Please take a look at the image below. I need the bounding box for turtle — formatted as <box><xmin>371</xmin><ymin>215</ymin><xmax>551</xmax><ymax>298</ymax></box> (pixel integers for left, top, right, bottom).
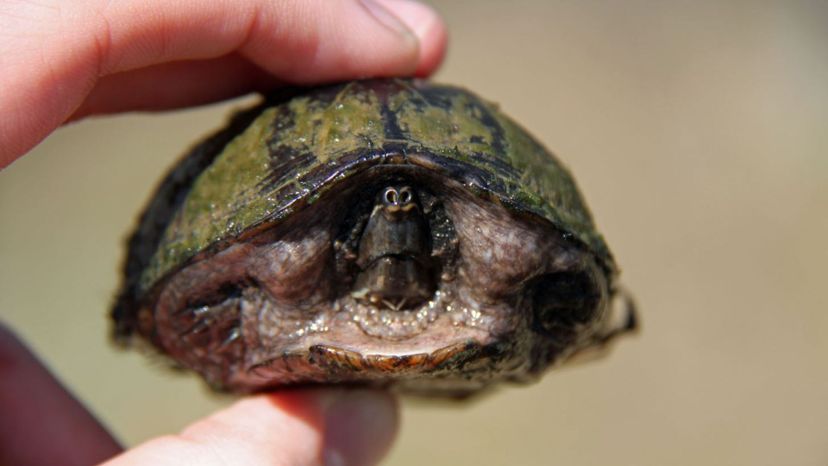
<box><xmin>112</xmin><ymin>79</ymin><xmax>636</xmax><ymax>397</ymax></box>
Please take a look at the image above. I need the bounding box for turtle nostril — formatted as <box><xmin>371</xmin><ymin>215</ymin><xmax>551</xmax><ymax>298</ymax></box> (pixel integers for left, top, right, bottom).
<box><xmin>399</xmin><ymin>187</ymin><xmax>413</xmax><ymax>205</ymax></box>
<box><xmin>384</xmin><ymin>187</ymin><xmax>399</xmax><ymax>205</ymax></box>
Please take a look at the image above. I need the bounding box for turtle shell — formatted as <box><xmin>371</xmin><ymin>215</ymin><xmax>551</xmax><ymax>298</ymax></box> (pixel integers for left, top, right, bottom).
<box><xmin>113</xmin><ymin>79</ymin><xmax>634</xmax><ymax>395</ymax></box>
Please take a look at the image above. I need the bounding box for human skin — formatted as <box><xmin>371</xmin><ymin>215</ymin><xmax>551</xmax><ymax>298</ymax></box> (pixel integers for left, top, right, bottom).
<box><xmin>0</xmin><ymin>1</ymin><xmax>447</xmax><ymax>464</ymax></box>
<box><xmin>0</xmin><ymin>0</ymin><xmax>447</xmax><ymax>167</ymax></box>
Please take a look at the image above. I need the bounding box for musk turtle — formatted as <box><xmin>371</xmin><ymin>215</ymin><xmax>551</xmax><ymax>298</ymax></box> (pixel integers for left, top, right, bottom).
<box><xmin>113</xmin><ymin>79</ymin><xmax>636</xmax><ymax>396</ymax></box>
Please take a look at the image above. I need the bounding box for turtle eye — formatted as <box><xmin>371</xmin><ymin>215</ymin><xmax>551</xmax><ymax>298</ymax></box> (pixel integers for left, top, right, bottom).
<box><xmin>531</xmin><ymin>272</ymin><xmax>601</xmax><ymax>341</ymax></box>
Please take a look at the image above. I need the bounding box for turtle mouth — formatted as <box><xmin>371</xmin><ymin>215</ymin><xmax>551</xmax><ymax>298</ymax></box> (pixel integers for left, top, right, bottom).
<box><xmin>230</xmin><ymin>333</ymin><xmax>524</xmax><ymax>392</ymax></box>
<box><xmin>254</xmin><ymin>339</ymin><xmax>488</xmax><ymax>377</ymax></box>
<box><xmin>307</xmin><ymin>340</ymin><xmax>482</xmax><ymax>371</ymax></box>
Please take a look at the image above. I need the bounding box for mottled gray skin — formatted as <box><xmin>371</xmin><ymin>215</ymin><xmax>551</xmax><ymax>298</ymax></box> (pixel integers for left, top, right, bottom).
<box><xmin>113</xmin><ymin>79</ymin><xmax>636</xmax><ymax>396</ymax></box>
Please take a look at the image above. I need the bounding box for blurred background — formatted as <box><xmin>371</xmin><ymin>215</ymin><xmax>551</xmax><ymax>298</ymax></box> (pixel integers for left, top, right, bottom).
<box><xmin>2</xmin><ymin>1</ymin><xmax>827</xmax><ymax>465</ymax></box>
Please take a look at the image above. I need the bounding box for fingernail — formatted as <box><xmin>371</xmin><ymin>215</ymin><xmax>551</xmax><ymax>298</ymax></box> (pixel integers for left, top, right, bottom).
<box><xmin>361</xmin><ymin>0</ymin><xmax>440</xmax><ymax>44</ymax></box>
<box><xmin>322</xmin><ymin>390</ymin><xmax>399</xmax><ymax>466</ymax></box>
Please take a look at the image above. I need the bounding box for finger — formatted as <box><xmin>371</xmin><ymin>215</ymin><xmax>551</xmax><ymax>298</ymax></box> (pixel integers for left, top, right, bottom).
<box><xmin>0</xmin><ymin>0</ymin><xmax>448</xmax><ymax>167</ymax></box>
<box><xmin>0</xmin><ymin>323</ymin><xmax>122</xmax><ymax>466</ymax></box>
<box><xmin>103</xmin><ymin>389</ymin><xmax>399</xmax><ymax>466</ymax></box>
<box><xmin>71</xmin><ymin>54</ymin><xmax>282</xmax><ymax>119</ymax></box>
<box><xmin>377</xmin><ymin>0</ymin><xmax>448</xmax><ymax>76</ymax></box>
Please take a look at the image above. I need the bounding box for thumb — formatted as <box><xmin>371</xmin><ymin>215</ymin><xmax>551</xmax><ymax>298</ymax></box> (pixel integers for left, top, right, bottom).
<box><xmin>103</xmin><ymin>389</ymin><xmax>399</xmax><ymax>466</ymax></box>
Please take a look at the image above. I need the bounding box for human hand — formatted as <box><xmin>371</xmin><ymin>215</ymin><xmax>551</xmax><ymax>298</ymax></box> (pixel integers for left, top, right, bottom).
<box><xmin>0</xmin><ymin>324</ymin><xmax>398</xmax><ymax>466</ymax></box>
<box><xmin>0</xmin><ymin>0</ymin><xmax>447</xmax><ymax>167</ymax></box>
<box><xmin>0</xmin><ymin>1</ymin><xmax>447</xmax><ymax>464</ymax></box>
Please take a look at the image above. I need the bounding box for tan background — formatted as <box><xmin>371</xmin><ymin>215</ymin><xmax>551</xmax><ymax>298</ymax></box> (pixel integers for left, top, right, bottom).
<box><xmin>2</xmin><ymin>1</ymin><xmax>827</xmax><ymax>465</ymax></box>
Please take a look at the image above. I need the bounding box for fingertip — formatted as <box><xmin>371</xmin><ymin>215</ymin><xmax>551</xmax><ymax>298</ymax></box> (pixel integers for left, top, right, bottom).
<box><xmin>415</xmin><ymin>8</ymin><xmax>449</xmax><ymax>77</ymax></box>
<box><xmin>322</xmin><ymin>390</ymin><xmax>400</xmax><ymax>466</ymax></box>
<box><xmin>232</xmin><ymin>389</ymin><xmax>400</xmax><ymax>466</ymax></box>
<box><xmin>374</xmin><ymin>0</ymin><xmax>448</xmax><ymax>77</ymax></box>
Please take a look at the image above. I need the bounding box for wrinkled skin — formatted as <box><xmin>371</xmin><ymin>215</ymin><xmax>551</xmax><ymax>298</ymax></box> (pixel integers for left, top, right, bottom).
<box><xmin>113</xmin><ymin>80</ymin><xmax>636</xmax><ymax>396</ymax></box>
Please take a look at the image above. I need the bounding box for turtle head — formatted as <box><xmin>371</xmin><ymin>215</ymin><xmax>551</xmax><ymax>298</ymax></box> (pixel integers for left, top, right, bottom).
<box><xmin>352</xmin><ymin>185</ymin><xmax>435</xmax><ymax>310</ymax></box>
